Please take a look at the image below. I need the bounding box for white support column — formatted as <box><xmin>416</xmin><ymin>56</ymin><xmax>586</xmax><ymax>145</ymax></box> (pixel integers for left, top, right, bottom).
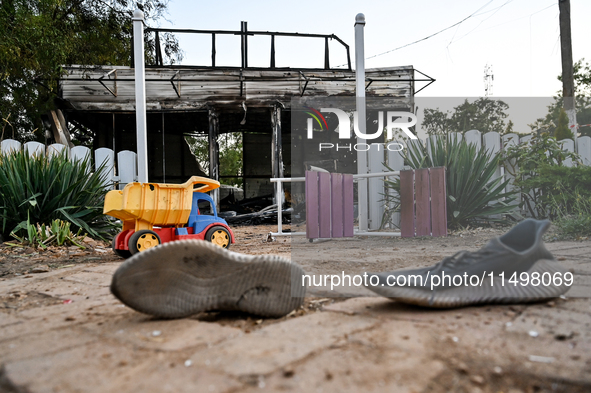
<box><xmin>271</xmin><ymin>105</ymin><xmax>284</xmax><ymax>205</ymax></box>
<box><xmin>133</xmin><ymin>9</ymin><xmax>148</xmax><ymax>183</ymax></box>
<box><xmin>208</xmin><ymin>110</ymin><xmax>220</xmax><ymax>208</ymax></box>
<box><xmin>368</xmin><ymin>143</ymin><xmax>384</xmax><ymax>230</ymax></box>
<box><xmin>355</xmin><ymin>13</ymin><xmax>368</xmax><ymax>232</ymax></box>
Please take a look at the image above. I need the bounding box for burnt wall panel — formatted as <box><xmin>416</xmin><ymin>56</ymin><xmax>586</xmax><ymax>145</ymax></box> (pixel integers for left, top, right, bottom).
<box><xmin>244</xmin><ymin>132</ymin><xmax>273</xmax><ymax>198</ymax></box>
<box><xmin>161</xmin><ymin>112</ymin><xmax>209</xmax><ymax>183</ymax></box>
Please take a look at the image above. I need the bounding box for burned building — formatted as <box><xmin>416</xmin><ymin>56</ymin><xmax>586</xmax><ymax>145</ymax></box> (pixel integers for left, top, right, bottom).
<box><xmin>57</xmin><ymin>24</ymin><xmax>432</xmax><ymax>202</ymax></box>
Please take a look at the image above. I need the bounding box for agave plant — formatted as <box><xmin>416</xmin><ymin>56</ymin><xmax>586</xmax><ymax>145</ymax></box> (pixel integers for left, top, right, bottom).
<box><xmin>384</xmin><ymin>135</ymin><xmax>518</xmax><ymax>229</ymax></box>
<box><xmin>0</xmin><ymin>149</ymin><xmax>119</xmax><ymax>240</ymax></box>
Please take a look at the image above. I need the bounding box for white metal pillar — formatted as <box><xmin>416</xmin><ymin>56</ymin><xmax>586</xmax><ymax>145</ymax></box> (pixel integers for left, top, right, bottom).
<box><xmin>133</xmin><ymin>9</ymin><xmax>149</xmax><ymax>182</ymax></box>
<box><xmin>208</xmin><ymin>109</ymin><xmax>220</xmax><ymax>208</ymax></box>
<box><xmin>271</xmin><ymin>104</ymin><xmax>284</xmax><ymax>205</ymax></box>
<box><xmin>355</xmin><ymin>13</ymin><xmax>368</xmax><ymax>232</ymax></box>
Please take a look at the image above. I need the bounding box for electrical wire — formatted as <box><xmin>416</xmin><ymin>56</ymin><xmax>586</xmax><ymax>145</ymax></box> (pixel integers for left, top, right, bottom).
<box><xmin>337</xmin><ymin>0</ymin><xmax>556</xmax><ymax>67</ymax></box>
<box><xmin>448</xmin><ymin>0</ymin><xmax>513</xmax><ymax>45</ymax></box>
<box><xmin>362</xmin><ymin>0</ymin><xmax>494</xmax><ymax>62</ymax></box>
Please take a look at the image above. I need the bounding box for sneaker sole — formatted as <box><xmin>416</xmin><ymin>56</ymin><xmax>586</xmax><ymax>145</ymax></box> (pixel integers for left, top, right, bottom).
<box><xmin>366</xmin><ymin>259</ymin><xmax>571</xmax><ymax>308</ymax></box>
<box><xmin>110</xmin><ymin>240</ymin><xmax>306</xmax><ymax>318</ymax></box>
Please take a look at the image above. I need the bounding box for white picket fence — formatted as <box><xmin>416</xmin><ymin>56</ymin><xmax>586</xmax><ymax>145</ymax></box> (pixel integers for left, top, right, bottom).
<box><xmin>367</xmin><ymin>131</ymin><xmax>591</xmax><ymax>230</ymax></box>
<box><xmin>0</xmin><ymin>139</ymin><xmax>138</xmax><ymax>190</ymax></box>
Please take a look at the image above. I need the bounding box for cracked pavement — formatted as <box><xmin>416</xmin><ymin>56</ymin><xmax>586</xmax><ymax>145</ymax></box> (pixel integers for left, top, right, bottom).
<box><xmin>1</xmin><ymin>226</ymin><xmax>590</xmax><ymax>393</ymax></box>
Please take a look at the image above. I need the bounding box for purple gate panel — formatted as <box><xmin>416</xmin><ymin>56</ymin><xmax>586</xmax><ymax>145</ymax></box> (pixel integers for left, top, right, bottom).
<box><xmin>400</xmin><ymin>170</ymin><xmax>415</xmax><ymax>238</ymax></box>
<box><xmin>305</xmin><ymin>171</ymin><xmax>319</xmax><ymax>239</ymax></box>
<box><xmin>430</xmin><ymin>167</ymin><xmax>447</xmax><ymax>237</ymax></box>
<box><xmin>330</xmin><ymin>173</ymin><xmax>344</xmax><ymax>238</ymax></box>
<box><xmin>415</xmin><ymin>168</ymin><xmax>431</xmax><ymax>236</ymax></box>
<box><xmin>343</xmin><ymin>174</ymin><xmax>354</xmax><ymax>237</ymax></box>
<box><xmin>318</xmin><ymin>172</ymin><xmax>332</xmax><ymax>238</ymax></box>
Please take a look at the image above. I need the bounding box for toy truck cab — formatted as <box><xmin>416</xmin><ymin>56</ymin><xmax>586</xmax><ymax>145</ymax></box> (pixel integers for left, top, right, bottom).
<box><xmin>181</xmin><ymin>191</ymin><xmax>234</xmax><ymax>248</ymax></box>
<box><xmin>105</xmin><ymin>176</ymin><xmax>235</xmax><ymax>257</ymax></box>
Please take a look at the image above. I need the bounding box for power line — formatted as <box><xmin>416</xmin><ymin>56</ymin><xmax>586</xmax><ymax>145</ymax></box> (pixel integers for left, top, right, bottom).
<box><xmin>337</xmin><ymin>1</ymin><xmax>557</xmax><ymax>68</ymax></box>
<box><xmin>361</xmin><ymin>0</ymin><xmax>494</xmax><ymax>62</ymax></box>
<box><xmin>448</xmin><ymin>0</ymin><xmax>513</xmax><ymax>46</ymax></box>
<box><xmin>475</xmin><ymin>3</ymin><xmax>554</xmax><ymax>35</ymax></box>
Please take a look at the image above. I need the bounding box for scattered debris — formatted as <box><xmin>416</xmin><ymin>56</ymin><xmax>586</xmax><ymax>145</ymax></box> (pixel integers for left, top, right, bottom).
<box><xmin>31</xmin><ymin>265</ymin><xmax>50</xmax><ymax>273</ymax></box>
<box><xmin>528</xmin><ymin>355</ymin><xmax>555</xmax><ymax>364</ymax></box>
<box><xmin>553</xmin><ymin>330</ymin><xmax>574</xmax><ymax>341</ymax></box>
<box><xmin>282</xmin><ymin>366</ymin><xmax>295</xmax><ymax>378</ymax></box>
<box><xmin>0</xmin><ymin>238</ymin><xmax>113</xmax><ymax>278</ymax></box>
<box><xmin>456</xmin><ymin>361</ymin><xmax>469</xmax><ymax>374</ymax></box>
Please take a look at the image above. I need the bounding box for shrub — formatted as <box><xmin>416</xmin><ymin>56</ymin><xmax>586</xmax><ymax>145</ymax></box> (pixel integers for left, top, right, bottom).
<box><xmin>502</xmin><ymin>133</ymin><xmax>581</xmax><ymax>219</ymax></box>
<box><xmin>0</xmin><ymin>149</ymin><xmax>118</xmax><ymax>240</ymax></box>
<box><xmin>383</xmin><ymin>135</ymin><xmax>518</xmax><ymax>229</ymax></box>
<box><xmin>549</xmin><ymin>182</ymin><xmax>591</xmax><ymax>239</ymax></box>
<box><xmin>554</xmin><ymin>214</ymin><xmax>591</xmax><ymax>239</ymax></box>
<box><xmin>522</xmin><ymin>165</ymin><xmax>591</xmax><ymax>219</ymax></box>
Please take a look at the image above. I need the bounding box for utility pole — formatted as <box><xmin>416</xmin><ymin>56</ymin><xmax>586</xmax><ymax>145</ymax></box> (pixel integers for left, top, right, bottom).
<box><xmin>559</xmin><ymin>0</ymin><xmax>577</xmax><ymax>151</ymax></box>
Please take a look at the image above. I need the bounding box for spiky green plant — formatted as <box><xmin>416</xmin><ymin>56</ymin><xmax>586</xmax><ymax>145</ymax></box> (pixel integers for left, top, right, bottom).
<box><xmin>0</xmin><ymin>149</ymin><xmax>118</xmax><ymax>240</ymax></box>
<box><xmin>383</xmin><ymin>135</ymin><xmax>518</xmax><ymax>229</ymax></box>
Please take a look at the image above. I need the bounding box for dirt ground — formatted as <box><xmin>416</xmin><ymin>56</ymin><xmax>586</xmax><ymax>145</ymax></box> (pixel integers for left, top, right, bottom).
<box><xmin>0</xmin><ymin>225</ymin><xmax>292</xmax><ymax>279</ymax></box>
<box><xmin>1</xmin><ymin>224</ymin><xmax>590</xmax><ymax>393</ymax></box>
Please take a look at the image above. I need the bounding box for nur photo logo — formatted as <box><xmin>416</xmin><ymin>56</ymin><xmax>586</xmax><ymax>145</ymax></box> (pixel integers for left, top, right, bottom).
<box><xmin>303</xmin><ymin>106</ymin><xmax>418</xmax><ymax>152</ymax></box>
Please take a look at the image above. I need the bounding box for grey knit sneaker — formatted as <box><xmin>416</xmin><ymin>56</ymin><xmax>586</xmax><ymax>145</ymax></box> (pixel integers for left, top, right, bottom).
<box><xmin>111</xmin><ymin>240</ymin><xmax>306</xmax><ymax>318</ymax></box>
<box><xmin>365</xmin><ymin>219</ymin><xmax>571</xmax><ymax>307</ymax></box>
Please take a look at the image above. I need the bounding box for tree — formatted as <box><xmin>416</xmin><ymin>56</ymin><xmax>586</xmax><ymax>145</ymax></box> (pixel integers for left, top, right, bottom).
<box><xmin>530</xmin><ymin>59</ymin><xmax>591</xmax><ymax>138</ymax></box>
<box><xmin>219</xmin><ymin>132</ymin><xmax>243</xmax><ymax>188</ymax></box>
<box><xmin>422</xmin><ymin>98</ymin><xmax>510</xmax><ymax>136</ymax></box>
<box><xmin>0</xmin><ymin>0</ymin><xmax>181</xmax><ymax>142</ymax></box>
<box><xmin>185</xmin><ymin>132</ymin><xmax>244</xmax><ymax>189</ymax></box>
<box><xmin>559</xmin><ymin>58</ymin><xmax>591</xmax><ymax>97</ymax></box>
<box><xmin>554</xmin><ymin>109</ymin><xmax>574</xmax><ymax>141</ymax></box>
<box><xmin>421</xmin><ymin>108</ymin><xmax>450</xmax><ymax>136</ymax></box>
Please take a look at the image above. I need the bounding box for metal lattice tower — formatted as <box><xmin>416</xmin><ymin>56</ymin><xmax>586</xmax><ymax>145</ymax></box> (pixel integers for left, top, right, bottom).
<box><xmin>484</xmin><ymin>63</ymin><xmax>494</xmax><ymax>97</ymax></box>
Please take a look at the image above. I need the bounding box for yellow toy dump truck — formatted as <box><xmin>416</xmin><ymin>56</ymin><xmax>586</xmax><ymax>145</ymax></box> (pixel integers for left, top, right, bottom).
<box><xmin>104</xmin><ymin>176</ymin><xmax>235</xmax><ymax>257</ymax></box>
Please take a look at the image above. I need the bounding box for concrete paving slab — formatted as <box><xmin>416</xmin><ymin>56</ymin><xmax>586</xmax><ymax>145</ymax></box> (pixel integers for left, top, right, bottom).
<box><xmin>2</xmin><ymin>340</ymin><xmax>150</xmax><ymax>393</ymax></box>
<box><xmin>191</xmin><ymin>311</ymin><xmax>378</xmax><ymax>377</ymax></box>
<box><xmin>1</xmin><ymin>325</ymin><xmax>98</xmax><ymax>363</ymax></box>
<box><xmin>80</xmin><ymin>313</ymin><xmax>242</xmax><ymax>351</ymax></box>
<box><xmin>103</xmin><ymin>355</ymin><xmax>242</xmax><ymax>393</ymax></box>
<box><xmin>2</xmin><ymin>228</ymin><xmax>591</xmax><ymax>393</ymax></box>
<box><xmin>238</xmin><ymin>337</ymin><xmax>446</xmax><ymax>393</ymax></box>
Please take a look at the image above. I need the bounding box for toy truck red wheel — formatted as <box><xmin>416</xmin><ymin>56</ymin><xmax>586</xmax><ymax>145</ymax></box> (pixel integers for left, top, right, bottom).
<box><xmin>205</xmin><ymin>226</ymin><xmax>231</xmax><ymax>248</ymax></box>
<box><xmin>129</xmin><ymin>230</ymin><xmax>161</xmax><ymax>255</ymax></box>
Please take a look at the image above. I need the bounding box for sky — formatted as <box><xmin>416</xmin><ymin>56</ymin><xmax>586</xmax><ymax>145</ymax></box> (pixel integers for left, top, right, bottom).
<box><xmin>156</xmin><ymin>0</ymin><xmax>591</xmax><ymax>98</ymax></box>
<box><xmin>153</xmin><ymin>0</ymin><xmax>591</xmax><ymax>133</ymax></box>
